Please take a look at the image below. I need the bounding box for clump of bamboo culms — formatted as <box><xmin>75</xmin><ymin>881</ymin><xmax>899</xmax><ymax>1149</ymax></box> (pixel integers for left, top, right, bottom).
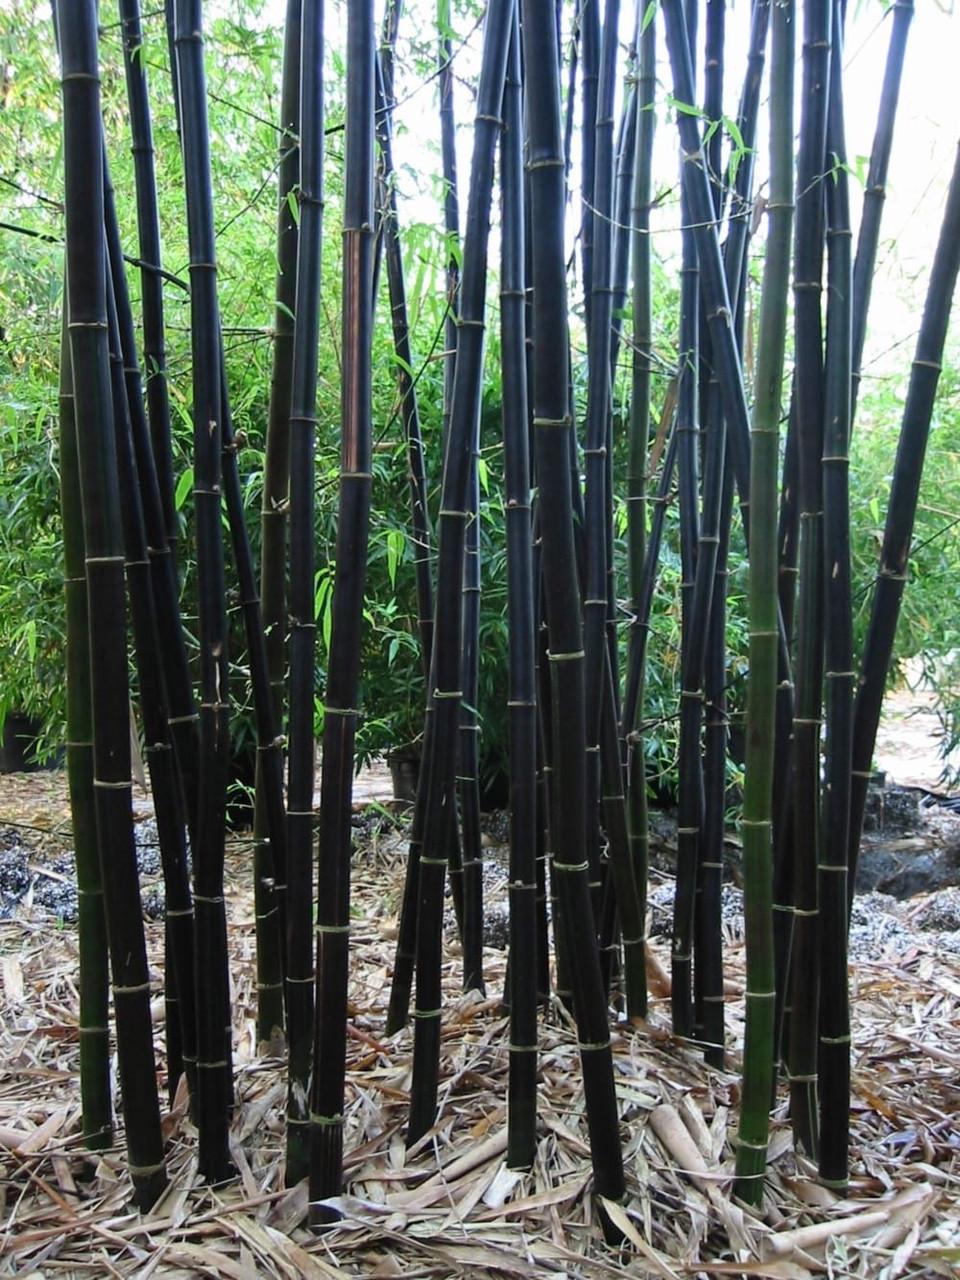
<box><xmin>850</xmin><ymin>0</ymin><xmax>913</xmax><ymax>421</ymax></box>
<box><xmin>284</xmin><ymin>0</ymin><xmax>323</xmax><ymax>1189</ymax></box>
<box><xmin>57</xmin><ymin>0</ymin><xmax>166</xmax><ymax>1208</ymax></box>
<box><xmin>310</xmin><ymin>0</ymin><xmax>374</xmax><ymax>1216</ymax></box>
<box><xmin>817</xmin><ymin>5</ymin><xmax>853</xmax><ymax>1189</ymax></box>
<box><xmin>173</xmin><ymin>0</ymin><xmax>234</xmax><ymax>1182</ymax></box>
<box><xmin>406</xmin><ymin>0</ymin><xmax>513</xmax><ymax>1148</ymax></box>
<box><xmin>103</xmin><ymin>162</ymin><xmax>198</xmax><ymax>1105</ymax></box>
<box><xmin>58</xmin><ymin>308</ymin><xmax>112</xmax><ymax>1151</ymax></box>
<box><xmin>733</xmin><ymin>0</ymin><xmax>794</xmax><ymax>1207</ymax></box>
<box><xmin>254</xmin><ymin>0</ymin><xmax>302</xmax><ymax>1054</ymax></box>
<box><xmin>499</xmin><ymin>13</ymin><xmax>538</xmax><ymax>1169</ymax></box>
<box><xmin>522</xmin><ymin>0</ymin><xmax>626</xmax><ymax>1216</ymax></box>
<box><xmin>847</xmin><ymin>145</ymin><xmax>960</xmax><ymax>904</ymax></box>
<box><xmin>787</xmin><ymin>0</ymin><xmax>832</xmax><ymax>1162</ymax></box>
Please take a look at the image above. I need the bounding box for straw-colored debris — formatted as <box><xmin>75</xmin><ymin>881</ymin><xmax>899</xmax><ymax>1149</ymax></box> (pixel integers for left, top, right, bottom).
<box><xmin>1</xmin><ymin>776</ymin><xmax>958</xmax><ymax>1277</ymax></box>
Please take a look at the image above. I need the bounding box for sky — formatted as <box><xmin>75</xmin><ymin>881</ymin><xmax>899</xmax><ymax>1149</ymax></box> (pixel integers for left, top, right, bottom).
<box><xmin>259</xmin><ymin>0</ymin><xmax>959</xmax><ymax>385</ymax></box>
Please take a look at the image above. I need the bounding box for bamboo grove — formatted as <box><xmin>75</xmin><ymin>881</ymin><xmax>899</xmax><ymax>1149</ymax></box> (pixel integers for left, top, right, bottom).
<box><xmin>49</xmin><ymin>0</ymin><xmax>959</xmax><ymax>1229</ymax></box>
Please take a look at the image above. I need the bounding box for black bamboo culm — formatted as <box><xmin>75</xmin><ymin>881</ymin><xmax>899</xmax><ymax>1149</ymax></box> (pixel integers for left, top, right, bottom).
<box><xmin>787</xmin><ymin>0</ymin><xmax>832</xmax><ymax>1162</ymax></box>
<box><xmin>309</xmin><ymin>0</ymin><xmax>375</xmax><ymax>1218</ymax></box>
<box><xmin>117</xmin><ymin>0</ymin><xmax>178</xmax><ymax>554</ymax></box>
<box><xmin>850</xmin><ymin>0</ymin><xmax>913</xmax><ymax>422</ymax></box>
<box><xmin>499</xmin><ymin>11</ymin><xmax>537</xmax><ymax>1169</ymax></box>
<box><xmin>254</xmin><ymin>0</ymin><xmax>302</xmax><ymax>1053</ymax></box>
<box><xmin>58</xmin><ymin>305</ymin><xmax>112</xmax><ymax>1150</ymax></box>
<box><xmin>174</xmin><ymin>0</ymin><xmax>234</xmax><ymax>1183</ymax></box>
<box><xmin>121</xmin><ymin>0</ymin><xmax>202</xmax><ymax>841</ymax></box>
<box><xmin>670</xmin><ymin>0</ymin><xmax>702</xmax><ymax>1042</ymax></box>
<box><xmin>57</xmin><ymin>0</ymin><xmax>167</xmax><ymax>1209</ymax></box>
<box><xmin>103</xmin><ymin>160</ymin><xmax>198</xmax><ymax>1106</ymax></box>
<box><xmin>624</xmin><ymin>5</ymin><xmax>656</xmax><ymax>999</ymax></box>
<box><xmin>733</xmin><ymin>0</ymin><xmax>794</xmax><ymax>1207</ymax></box>
<box><xmin>407</xmin><ymin>0</ymin><xmax>513</xmax><ymax>1147</ymax></box>
<box><xmin>847</xmin><ymin>144</ymin><xmax>960</xmax><ymax>906</ymax></box>
<box><xmin>583</xmin><ymin>0</ymin><xmax>625</xmax><ymax>995</ymax></box>
<box><xmin>285</xmin><ymin>0</ymin><xmax>324</xmax><ymax>1189</ymax></box>
<box><xmin>374</xmin><ymin>51</ymin><xmax>434</xmax><ymax>679</ymax></box>
<box><xmin>563</xmin><ymin>0</ymin><xmax>580</xmax><ymax>188</ymax></box>
<box><xmin>521</xmin><ymin>0</ymin><xmax>626</xmax><ymax>1218</ymax></box>
<box><xmin>818</xmin><ymin>4</ymin><xmax>853</xmax><ymax>1188</ymax></box>
<box><xmin>437</xmin><ymin>0</ymin><xmax>469</xmax><ymax>949</ymax></box>
<box><xmin>579</xmin><ymin>0</ymin><xmax>600</xmax><ymax>334</ymax></box>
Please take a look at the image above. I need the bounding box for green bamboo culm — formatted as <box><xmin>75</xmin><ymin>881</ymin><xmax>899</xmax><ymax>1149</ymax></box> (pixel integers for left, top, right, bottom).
<box><xmin>405</xmin><ymin>0</ymin><xmax>513</xmax><ymax>1148</ymax></box>
<box><xmin>253</xmin><ymin>0</ymin><xmax>302</xmax><ymax>1055</ymax></box>
<box><xmin>847</xmin><ymin>144</ymin><xmax>960</xmax><ymax>907</ymax></box>
<box><xmin>818</xmin><ymin>2</ymin><xmax>853</xmax><ymax>1189</ymax></box>
<box><xmin>734</xmin><ymin>0</ymin><xmax>794</xmax><ymax>1207</ymax></box>
<box><xmin>58</xmin><ymin>303</ymin><xmax>113</xmax><ymax>1151</ymax></box>
<box><xmin>309</xmin><ymin>0</ymin><xmax>374</xmax><ymax>1218</ymax></box>
<box><xmin>499</xmin><ymin>9</ymin><xmax>538</xmax><ymax>1170</ymax></box>
<box><xmin>173</xmin><ymin>0</ymin><xmax>234</xmax><ymax>1183</ymax></box>
<box><xmin>521</xmin><ymin>0</ymin><xmax>626</xmax><ymax>1222</ymax></box>
<box><xmin>57</xmin><ymin>0</ymin><xmax>167</xmax><ymax>1209</ymax></box>
<box><xmin>787</xmin><ymin>0</ymin><xmax>832</xmax><ymax>1162</ymax></box>
<box><xmin>284</xmin><ymin>0</ymin><xmax>324</xmax><ymax>1189</ymax></box>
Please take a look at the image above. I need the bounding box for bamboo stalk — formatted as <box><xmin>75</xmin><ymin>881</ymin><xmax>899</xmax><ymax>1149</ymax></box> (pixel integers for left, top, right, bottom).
<box><xmin>406</xmin><ymin>0</ymin><xmax>513</xmax><ymax>1147</ymax></box>
<box><xmin>499</xmin><ymin>13</ymin><xmax>538</xmax><ymax>1168</ymax></box>
<box><xmin>173</xmin><ymin>0</ymin><xmax>234</xmax><ymax>1183</ymax></box>
<box><xmin>253</xmin><ymin>0</ymin><xmax>302</xmax><ymax>1053</ymax></box>
<box><xmin>625</xmin><ymin>6</ymin><xmax>656</xmax><ymax>999</ymax></box>
<box><xmin>57</xmin><ymin>0</ymin><xmax>166</xmax><ymax>1209</ymax></box>
<box><xmin>787</xmin><ymin>0</ymin><xmax>832</xmax><ymax>1162</ymax></box>
<box><xmin>58</xmin><ymin>302</ymin><xmax>112</xmax><ymax>1151</ymax></box>
<box><xmin>818</xmin><ymin>4</ymin><xmax>853</xmax><ymax>1188</ymax></box>
<box><xmin>847</xmin><ymin>144</ymin><xmax>960</xmax><ymax>908</ymax></box>
<box><xmin>671</xmin><ymin>0</ymin><xmax>701</xmax><ymax>1042</ymax></box>
<box><xmin>103</xmin><ymin>161</ymin><xmax>198</xmax><ymax>1107</ymax></box>
<box><xmin>850</xmin><ymin>0</ymin><xmax>913</xmax><ymax>422</ymax></box>
<box><xmin>733</xmin><ymin>0</ymin><xmax>794</xmax><ymax>1207</ymax></box>
<box><xmin>309</xmin><ymin>0</ymin><xmax>375</xmax><ymax>1216</ymax></box>
<box><xmin>284</xmin><ymin>0</ymin><xmax>324</xmax><ymax>1189</ymax></box>
<box><xmin>521</xmin><ymin>0</ymin><xmax>626</xmax><ymax>1216</ymax></box>
<box><xmin>117</xmin><ymin>0</ymin><xmax>177</xmax><ymax>555</ymax></box>
<box><xmin>580</xmin><ymin>0</ymin><xmax>600</xmax><ymax>332</ymax></box>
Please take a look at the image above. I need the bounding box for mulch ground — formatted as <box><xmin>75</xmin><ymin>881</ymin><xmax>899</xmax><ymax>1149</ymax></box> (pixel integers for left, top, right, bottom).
<box><xmin>0</xmin><ymin>772</ymin><xmax>958</xmax><ymax>1278</ymax></box>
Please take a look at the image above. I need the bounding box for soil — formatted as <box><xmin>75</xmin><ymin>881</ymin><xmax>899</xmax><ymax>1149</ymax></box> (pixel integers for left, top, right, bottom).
<box><xmin>1</xmin><ymin>706</ymin><xmax>959</xmax><ymax>1276</ymax></box>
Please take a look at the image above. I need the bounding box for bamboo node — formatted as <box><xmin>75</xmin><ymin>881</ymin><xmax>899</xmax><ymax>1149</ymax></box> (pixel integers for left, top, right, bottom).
<box><xmin>577</xmin><ymin>1039</ymin><xmax>612</xmax><ymax>1052</ymax></box>
<box><xmin>112</xmin><ymin>981</ymin><xmax>151</xmax><ymax>994</ymax></box>
<box><xmin>196</xmin><ymin>1060</ymin><xmax>230</xmax><ymax>1070</ymax></box>
<box><xmin>309</xmin><ymin>1113</ymin><xmax>343</xmax><ymax>1126</ymax></box>
<box><xmin>92</xmin><ymin>779</ymin><xmax>132</xmax><ymax>790</ymax></box>
<box><xmin>545</xmin><ymin>649</ymin><xmax>584</xmax><ymax>663</ymax></box>
<box><xmin>316</xmin><ymin>924</ymin><xmax>351</xmax><ymax>935</ymax></box>
<box><xmin>820</xmin><ymin>1034</ymin><xmax>851</xmax><ymax>1046</ymax></box>
<box><xmin>432</xmin><ymin>689</ymin><xmax>462</xmax><ymax>699</ymax></box>
<box><xmin>128</xmin><ymin>1161</ymin><xmax>166</xmax><ymax>1176</ymax></box>
<box><xmin>744</xmin><ymin>990</ymin><xmax>776</xmax><ymax>1001</ymax></box>
<box><xmin>508</xmin><ymin>1043</ymin><xmax>538</xmax><ymax>1053</ymax></box>
<box><xmin>554</xmin><ymin>860</ymin><xmax>589</xmax><ymax>874</ymax></box>
<box><xmin>324</xmin><ymin>705</ymin><xmax>360</xmax><ymax>716</ymax></box>
<box><xmin>532</xmin><ymin>416</ymin><xmax>572</xmax><ymax>429</ymax></box>
<box><xmin>411</xmin><ymin>1008</ymin><xmax>442</xmax><ymax>1019</ymax></box>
